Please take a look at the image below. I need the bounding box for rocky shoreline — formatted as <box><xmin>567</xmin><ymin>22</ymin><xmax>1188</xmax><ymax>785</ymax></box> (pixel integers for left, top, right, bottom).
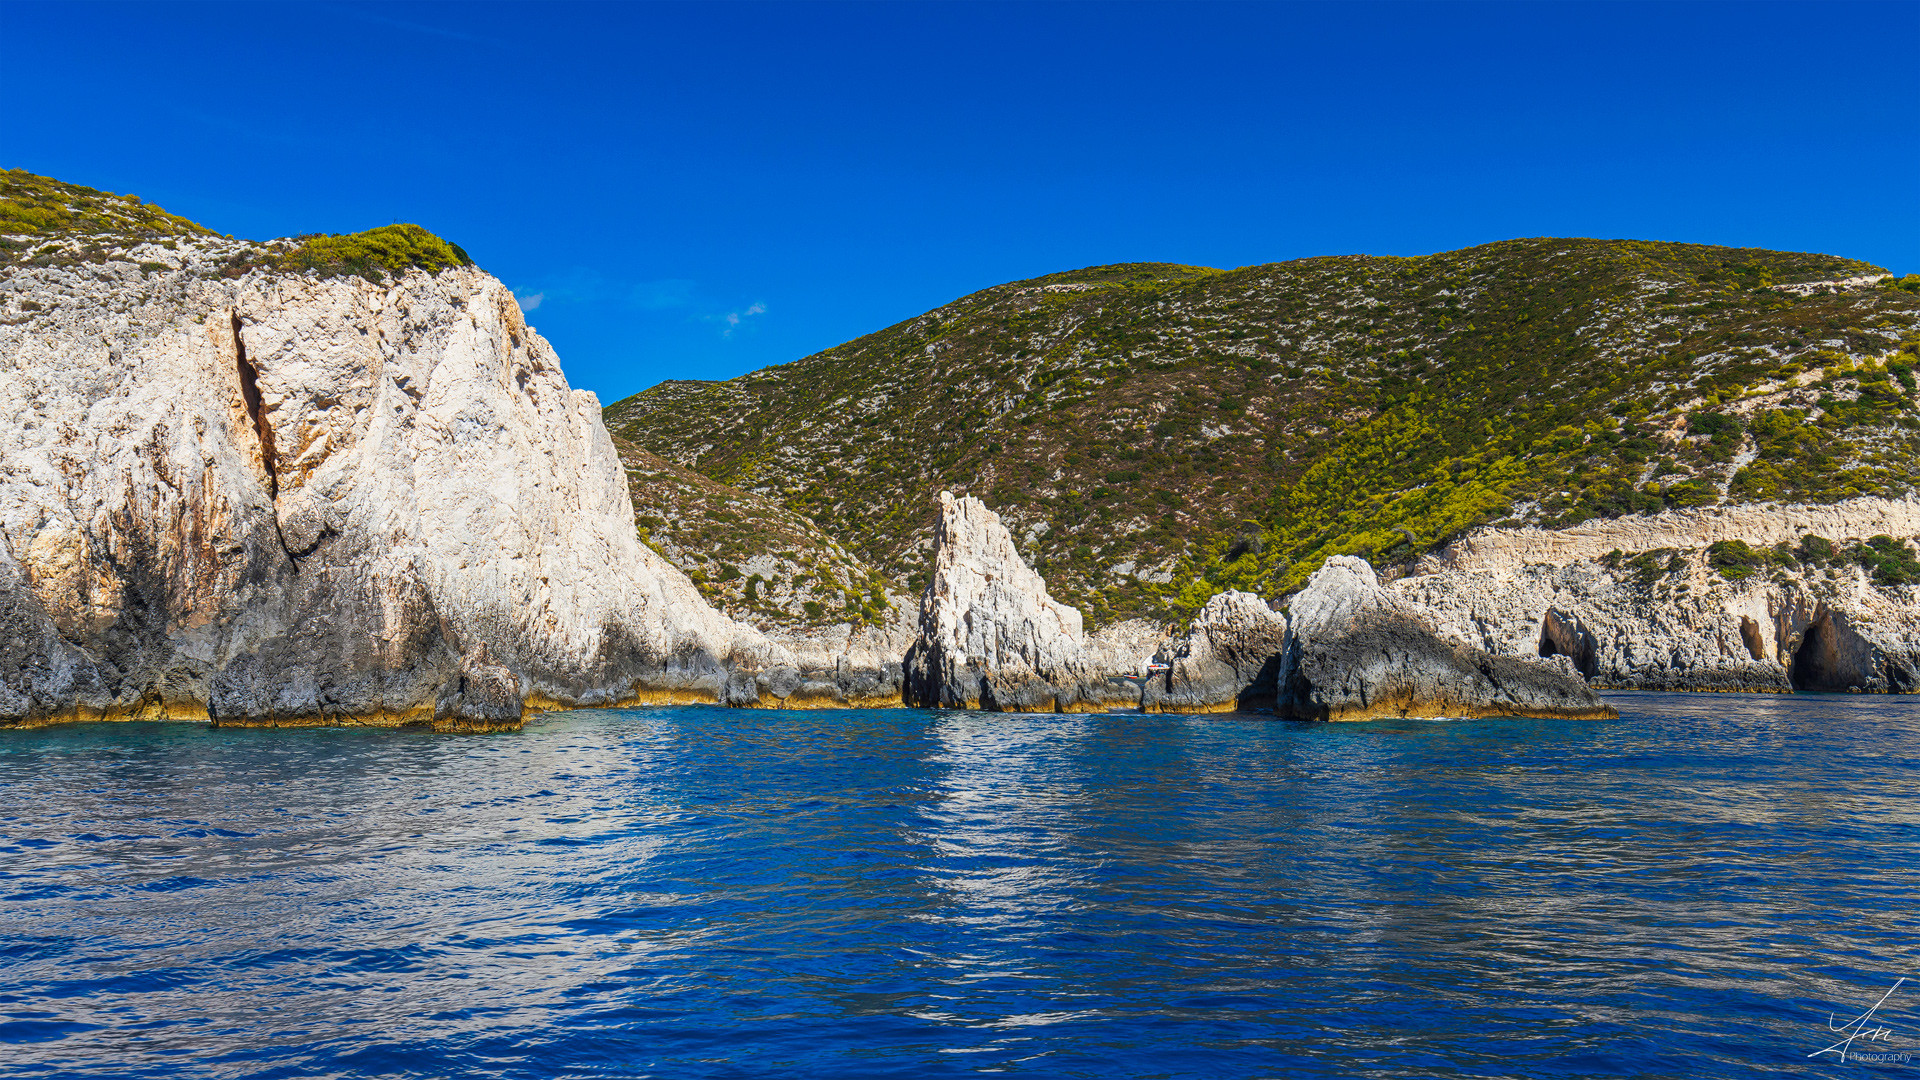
<box><xmin>3</xmin><ymin>237</ymin><xmax>1915</xmax><ymax>730</ymax></box>
<box><xmin>1393</xmin><ymin>499</ymin><xmax>1920</xmax><ymax>695</ymax></box>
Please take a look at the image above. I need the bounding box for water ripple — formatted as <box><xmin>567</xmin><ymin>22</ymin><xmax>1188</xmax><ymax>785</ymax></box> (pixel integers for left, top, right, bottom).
<box><xmin>1</xmin><ymin>693</ymin><xmax>1916</xmax><ymax>1077</ymax></box>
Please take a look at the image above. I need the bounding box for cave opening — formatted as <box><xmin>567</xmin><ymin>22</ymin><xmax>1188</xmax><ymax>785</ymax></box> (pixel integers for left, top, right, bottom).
<box><xmin>1537</xmin><ymin>608</ymin><xmax>1598</xmax><ymax>679</ymax></box>
<box><xmin>1790</xmin><ymin>615</ymin><xmax>1854</xmax><ymax>692</ymax></box>
<box><xmin>1738</xmin><ymin>616</ymin><xmax>1767</xmax><ymax>662</ymax></box>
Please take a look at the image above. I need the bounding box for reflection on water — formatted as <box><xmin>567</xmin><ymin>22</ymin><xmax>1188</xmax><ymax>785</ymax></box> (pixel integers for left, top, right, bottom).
<box><xmin>2</xmin><ymin>693</ymin><xmax>1916</xmax><ymax>1078</ymax></box>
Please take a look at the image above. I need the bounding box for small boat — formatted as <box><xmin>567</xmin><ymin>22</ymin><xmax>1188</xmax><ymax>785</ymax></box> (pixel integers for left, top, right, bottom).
<box><xmin>1106</xmin><ymin>662</ymin><xmax>1171</xmax><ymax>688</ymax></box>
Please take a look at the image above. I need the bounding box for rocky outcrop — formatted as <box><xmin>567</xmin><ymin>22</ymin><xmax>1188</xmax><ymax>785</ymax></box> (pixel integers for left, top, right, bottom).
<box><xmin>1417</xmin><ymin>497</ymin><xmax>1920</xmax><ymax>574</ymax></box>
<box><xmin>1394</xmin><ymin>500</ymin><xmax>1920</xmax><ymax>693</ymax></box>
<box><xmin>902</xmin><ymin>492</ymin><xmax>1140</xmax><ymax>711</ymax></box>
<box><xmin>0</xmin><ymin>236</ymin><xmax>792</xmax><ymax>729</ymax></box>
<box><xmin>1143</xmin><ymin>591</ymin><xmax>1288</xmax><ymax>713</ymax></box>
<box><xmin>1277</xmin><ymin>557</ymin><xmax>1616</xmax><ymax>721</ymax></box>
<box><xmin>746</xmin><ymin>614</ymin><xmax>913</xmax><ymax>709</ymax></box>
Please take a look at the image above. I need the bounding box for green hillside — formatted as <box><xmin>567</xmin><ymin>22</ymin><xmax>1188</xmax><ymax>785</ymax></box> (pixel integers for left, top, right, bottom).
<box><xmin>609</xmin><ymin>238</ymin><xmax>1920</xmax><ymax>627</ymax></box>
<box><xmin>614</xmin><ymin>437</ymin><xmax>893</xmax><ymax>631</ymax></box>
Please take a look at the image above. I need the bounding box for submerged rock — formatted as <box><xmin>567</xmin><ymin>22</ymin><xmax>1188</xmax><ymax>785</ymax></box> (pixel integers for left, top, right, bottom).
<box><xmin>1278</xmin><ymin>557</ymin><xmax>1616</xmax><ymax>721</ymax></box>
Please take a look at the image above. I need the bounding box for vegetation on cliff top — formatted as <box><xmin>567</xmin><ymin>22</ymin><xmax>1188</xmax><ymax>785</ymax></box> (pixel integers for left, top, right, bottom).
<box><xmin>273</xmin><ymin>225</ymin><xmax>473</xmax><ymax>282</ymax></box>
<box><xmin>0</xmin><ymin>169</ymin><xmax>215</xmax><ymax>239</ymax></box>
<box><xmin>1</xmin><ymin>171</ymin><xmax>473</xmax><ymax>282</ymax></box>
<box><xmin>608</xmin><ymin>239</ymin><xmax>1920</xmax><ymax>627</ymax></box>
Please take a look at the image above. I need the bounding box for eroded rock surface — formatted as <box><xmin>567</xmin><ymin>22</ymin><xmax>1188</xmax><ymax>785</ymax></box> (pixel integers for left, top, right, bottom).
<box><xmin>0</xmin><ymin>240</ymin><xmax>783</xmax><ymax>728</ymax></box>
<box><xmin>903</xmin><ymin>492</ymin><xmax>1138</xmax><ymax>711</ymax></box>
<box><xmin>1395</xmin><ymin>501</ymin><xmax>1920</xmax><ymax>693</ymax></box>
<box><xmin>1419</xmin><ymin>498</ymin><xmax>1920</xmax><ymax>574</ymax></box>
<box><xmin>1144</xmin><ymin>591</ymin><xmax>1288</xmax><ymax>713</ymax></box>
<box><xmin>1277</xmin><ymin>557</ymin><xmax>1616</xmax><ymax>721</ymax></box>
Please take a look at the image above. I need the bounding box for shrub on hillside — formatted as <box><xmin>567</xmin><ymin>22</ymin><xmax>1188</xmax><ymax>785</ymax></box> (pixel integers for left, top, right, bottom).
<box><xmin>1706</xmin><ymin>539</ymin><xmax>1769</xmax><ymax>580</ymax></box>
<box><xmin>278</xmin><ymin>224</ymin><xmax>472</xmax><ymax>282</ymax></box>
<box><xmin>1854</xmin><ymin>535</ymin><xmax>1920</xmax><ymax>586</ymax></box>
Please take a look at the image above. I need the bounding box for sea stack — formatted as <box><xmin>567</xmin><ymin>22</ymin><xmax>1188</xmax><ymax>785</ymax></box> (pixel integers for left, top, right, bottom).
<box><xmin>902</xmin><ymin>491</ymin><xmax>1129</xmax><ymax>711</ymax></box>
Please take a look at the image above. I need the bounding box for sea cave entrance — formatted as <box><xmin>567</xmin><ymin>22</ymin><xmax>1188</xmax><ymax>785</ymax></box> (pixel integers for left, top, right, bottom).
<box><xmin>1789</xmin><ymin>612</ymin><xmax>1865</xmax><ymax>692</ymax></box>
<box><xmin>1537</xmin><ymin>608</ymin><xmax>1598</xmax><ymax>680</ymax></box>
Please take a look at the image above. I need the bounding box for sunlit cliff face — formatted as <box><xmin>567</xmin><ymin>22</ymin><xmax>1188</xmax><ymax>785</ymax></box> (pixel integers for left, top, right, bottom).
<box><xmin>0</xmin><ymin>243</ymin><xmax>768</xmax><ymax>729</ymax></box>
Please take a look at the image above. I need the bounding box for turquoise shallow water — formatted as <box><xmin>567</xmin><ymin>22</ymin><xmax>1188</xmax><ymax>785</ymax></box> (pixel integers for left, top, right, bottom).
<box><xmin>1</xmin><ymin>693</ymin><xmax>1916</xmax><ymax>1078</ymax></box>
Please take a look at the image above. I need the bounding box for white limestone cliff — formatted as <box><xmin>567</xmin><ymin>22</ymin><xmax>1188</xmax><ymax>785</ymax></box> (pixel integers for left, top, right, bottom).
<box><xmin>1390</xmin><ymin>499</ymin><xmax>1920</xmax><ymax>693</ymax></box>
<box><xmin>1417</xmin><ymin>497</ymin><xmax>1920</xmax><ymax>574</ymax></box>
<box><xmin>0</xmin><ymin>239</ymin><xmax>778</xmax><ymax>728</ymax></box>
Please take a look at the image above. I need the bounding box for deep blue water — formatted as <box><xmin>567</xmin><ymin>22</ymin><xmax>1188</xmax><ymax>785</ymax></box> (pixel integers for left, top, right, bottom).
<box><xmin>2</xmin><ymin>694</ymin><xmax>1916</xmax><ymax>1078</ymax></box>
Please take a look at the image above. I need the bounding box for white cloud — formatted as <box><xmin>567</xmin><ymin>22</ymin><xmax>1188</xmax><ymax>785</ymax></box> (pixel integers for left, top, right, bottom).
<box><xmin>514</xmin><ymin>291</ymin><xmax>544</xmax><ymax>313</ymax></box>
<box><xmin>719</xmin><ymin>302</ymin><xmax>767</xmax><ymax>337</ymax></box>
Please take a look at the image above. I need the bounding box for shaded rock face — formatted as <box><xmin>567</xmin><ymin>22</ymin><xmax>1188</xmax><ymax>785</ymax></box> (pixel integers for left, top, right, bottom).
<box><xmin>1084</xmin><ymin>619</ymin><xmax>1167</xmax><ymax>684</ymax></box>
<box><xmin>902</xmin><ymin>492</ymin><xmax>1139</xmax><ymax>711</ymax></box>
<box><xmin>740</xmin><ymin>614</ymin><xmax>913</xmax><ymax>709</ymax></box>
<box><xmin>1144</xmin><ymin>591</ymin><xmax>1287</xmax><ymax>713</ymax></box>
<box><xmin>1394</xmin><ymin>503</ymin><xmax>1920</xmax><ymax>694</ymax></box>
<box><xmin>1277</xmin><ymin>557</ymin><xmax>1616</xmax><ymax>722</ymax></box>
<box><xmin>1</xmin><ymin>247</ymin><xmax>777</xmax><ymax>729</ymax></box>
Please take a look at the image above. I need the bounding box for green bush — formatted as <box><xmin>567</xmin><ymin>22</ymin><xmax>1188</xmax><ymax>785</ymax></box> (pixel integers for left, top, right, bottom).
<box><xmin>1689</xmin><ymin>411</ymin><xmax>1738</xmax><ymax>439</ymax></box>
<box><xmin>1797</xmin><ymin>534</ymin><xmax>1836</xmax><ymax>564</ymax></box>
<box><xmin>1706</xmin><ymin>539</ymin><xmax>1768</xmax><ymax>580</ymax></box>
<box><xmin>278</xmin><ymin>224</ymin><xmax>473</xmax><ymax>282</ymax></box>
<box><xmin>1854</xmin><ymin>535</ymin><xmax>1920</xmax><ymax>586</ymax></box>
<box><xmin>1621</xmin><ymin>548</ymin><xmax>1683</xmax><ymax>588</ymax></box>
<box><xmin>1663</xmin><ymin>479</ymin><xmax>1718</xmax><ymax>508</ymax></box>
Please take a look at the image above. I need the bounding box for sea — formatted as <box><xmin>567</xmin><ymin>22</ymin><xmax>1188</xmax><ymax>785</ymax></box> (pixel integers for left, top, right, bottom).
<box><xmin>2</xmin><ymin>693</ymin><xmax>1915</xmax><ymax>1078</ymax></box>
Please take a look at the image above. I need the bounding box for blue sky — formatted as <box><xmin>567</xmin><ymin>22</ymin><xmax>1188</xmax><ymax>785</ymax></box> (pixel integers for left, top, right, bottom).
<box><xmin>5</xmin><ymin>1</ymin><xmax>1915</xmax><ymax>404</ymax></box>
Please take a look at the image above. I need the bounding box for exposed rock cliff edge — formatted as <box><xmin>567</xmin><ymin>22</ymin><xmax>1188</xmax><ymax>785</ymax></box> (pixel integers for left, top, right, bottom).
<box><xmin>1</xmin><ymin>240</ymin><xmax>798</xmax><ymax>729</ymax></box>
<box><xmin>1393</xmin><ymin>498</ymin><xmax>1920</xmax><ymax>694</ymax></box>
